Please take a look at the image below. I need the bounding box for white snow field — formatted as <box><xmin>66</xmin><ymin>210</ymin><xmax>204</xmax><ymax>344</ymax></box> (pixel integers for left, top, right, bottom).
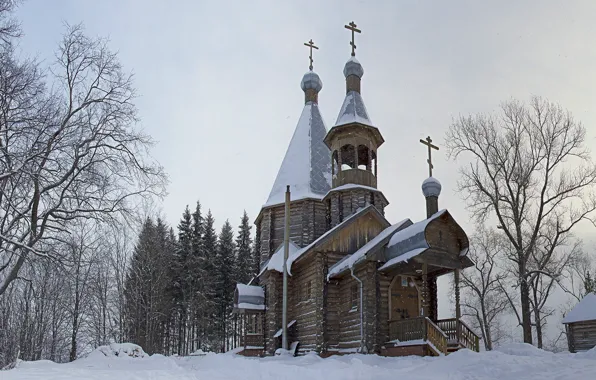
<box><xmin>4</xmin><ymin>343</ymin><xmax>596</xmax><ymax>380</ymax></box>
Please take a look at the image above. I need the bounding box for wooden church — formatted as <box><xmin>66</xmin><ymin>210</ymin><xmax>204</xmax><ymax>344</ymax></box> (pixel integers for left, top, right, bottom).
<box><xmin>232</xmin><ymin>22</ymin><xmax>480</xmax><ymax>357</ymax></box>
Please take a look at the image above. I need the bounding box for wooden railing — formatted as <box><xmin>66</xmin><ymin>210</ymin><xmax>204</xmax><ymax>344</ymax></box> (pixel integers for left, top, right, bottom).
<box><xmin>388</xmin><ymin>317</ymin><xmax>448</xmax><ymax>355</ymax></box>
<box><xmin>241</xmin><ymin>333</ymin><xmax>264</xmax><ymax>348</ymax></box>
<box><xmin>436</xmin><ymin>318</ymin><xmax>480</xmax><ymax>352</ymax></box>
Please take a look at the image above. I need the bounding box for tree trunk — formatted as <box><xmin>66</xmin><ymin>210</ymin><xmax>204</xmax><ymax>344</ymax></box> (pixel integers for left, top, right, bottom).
<box><xmin>519</xmin><ymin>261</ymin><xmax>533</xmax><ymax>344</ymax></box>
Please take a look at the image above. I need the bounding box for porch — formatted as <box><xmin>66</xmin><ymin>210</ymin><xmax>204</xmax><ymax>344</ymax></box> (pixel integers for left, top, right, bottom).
<box><xmin>385</xmin><ymin>317</ymin><xmax>479</xmax><ymax>356</ymax></box>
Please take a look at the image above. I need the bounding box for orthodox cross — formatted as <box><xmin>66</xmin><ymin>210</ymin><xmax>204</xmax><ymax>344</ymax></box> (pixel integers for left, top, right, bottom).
<box><xmin>304</xmin><ymin>39</ymin><xmax>319</xmax><ymax>71</ymax></box>
<box><xmin>419</xmin><ymin>136</ymin><xmax>439</xmax><ymax>177</ymax></box>
<box><xmin>344</xmin><ymin>21</ymin><xmax>361</xmax><ymax>56</ymax></box>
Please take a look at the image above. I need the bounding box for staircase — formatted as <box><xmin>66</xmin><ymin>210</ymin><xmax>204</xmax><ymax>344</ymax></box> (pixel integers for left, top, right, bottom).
<box><xmin>436</xmin><ymin>318</ymin><xmax>480</xmax><ymax>353</ymax></box>
<box><xmin>387</xmin><ymin>317</ymin><xmax>480</xmax><ymax>356</ymax></box>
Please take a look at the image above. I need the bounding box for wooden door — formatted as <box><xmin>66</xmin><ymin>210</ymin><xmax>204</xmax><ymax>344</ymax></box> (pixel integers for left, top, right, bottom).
<box><xmin>390</xmin><ymin>276</ymin><xmax>419</xmax><ymax>320</ymax></box>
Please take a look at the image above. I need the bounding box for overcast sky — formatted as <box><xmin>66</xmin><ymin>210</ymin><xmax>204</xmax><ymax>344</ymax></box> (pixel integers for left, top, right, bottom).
<box><xmin>15</xmin><ymin>0</ymin><xmax>596</xmax><ymax>341</ymax></box>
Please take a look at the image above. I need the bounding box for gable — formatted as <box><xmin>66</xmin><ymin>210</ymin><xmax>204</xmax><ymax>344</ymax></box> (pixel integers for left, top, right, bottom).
<box><xmin>287</xmin><ymin>205</ymin><xmax>390</xmax><ymax>273</ymax></box>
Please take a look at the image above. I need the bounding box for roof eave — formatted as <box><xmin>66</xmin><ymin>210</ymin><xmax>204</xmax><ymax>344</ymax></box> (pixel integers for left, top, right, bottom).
<box><xmin>323</xmin><ymin>122</ymin><xmax>385</xmax><ymax>148</ymax></box>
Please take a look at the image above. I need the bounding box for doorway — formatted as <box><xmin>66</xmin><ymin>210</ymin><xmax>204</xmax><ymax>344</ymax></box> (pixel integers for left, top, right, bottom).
<box><xmin>389</xmin><ymin>276</ymin><xmax>420</xmax><ymax>320</ymax></box>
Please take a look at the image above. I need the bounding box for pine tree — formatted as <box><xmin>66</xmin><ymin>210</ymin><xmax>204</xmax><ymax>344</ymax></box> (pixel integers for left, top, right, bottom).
<box><xmin>234</xmin><ymin>211</ymin><xmax>253</xmax><ymax>285</ymax></box>
<box><xmin>214</xmin><ymin>220</ymin><xmax>235</xmax><ymax>352</ymax></box>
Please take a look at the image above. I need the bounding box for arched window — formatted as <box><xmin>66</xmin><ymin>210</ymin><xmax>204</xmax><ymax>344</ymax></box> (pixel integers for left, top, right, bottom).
<box><xmin>357</xmin><ymin>145</ymin><xmax>370</xmax><ymax>170</ymax></box>
<box><xmin>340</xmin><ymin>144</ymin><xmax>356</xmax><ymax>171</ymax></box>
<box><xmin>332</xmin><ymin>150</ymin><xmax>339</xmax><ymax>177</ymax></box>
<box><xmin>371</xmin><ymin>150</ymin><xmax>377</xmax><ymax>176</ymax></box>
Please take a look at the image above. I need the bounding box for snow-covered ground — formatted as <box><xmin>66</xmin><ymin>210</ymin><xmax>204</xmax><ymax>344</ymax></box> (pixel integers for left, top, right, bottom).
<box><xmin>4</xmin><ymin>344</ymin><xmax>595</xmax><ymax>380</ymax></box>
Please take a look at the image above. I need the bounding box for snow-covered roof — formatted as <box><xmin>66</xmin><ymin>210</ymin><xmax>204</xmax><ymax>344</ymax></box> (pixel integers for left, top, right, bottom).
<box><xmin>333</xmin><ymin>90</ymin><xmax>373</xmax><ymax>128</ymax></box>
<box><xmin>327</xmin><ymin>219</ymin><xmax>412</xmax><ymax>279</ymax></box>
<box><xmin>324</xmin><ymin>183</ymin><xmax>383</xmax><ymax>197</ymax></box>
<box><xmin>563</xmin><ymin>293</ymin><xmax>596</xmax><ymax>324</ymax></box>
<box><xmin>264</xmin><ymin>102</ymin><xmax>331</xmax><ymax>208</ymax></box>
<box><xmin>258</xmin><ymin>241</ymin><xmax>301</xmax><ymax>276</ymax></box>
<box><xmin>234</xmin><ymin>284</ymin><xmax>265</xmax><ymax>311</ymax></box>
<box><xmin>386</xmin><ymin>209</ymin><xmax>447</xmax><ymax>255</ymax></box>
<box><xmin>378</xmin><ymin>248</ymin><xmax>428</xmax><ymax>271</ymax></box>
<box><xmin>287</xmin><ymin>205</ymin><xmax>387</xmax><ymax>275</ymax></box>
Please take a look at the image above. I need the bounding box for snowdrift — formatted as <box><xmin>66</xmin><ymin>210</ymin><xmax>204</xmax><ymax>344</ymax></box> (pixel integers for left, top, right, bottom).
<box><xmin>3</xmin><ymin>344</ymin><xmax>595</xmax><ymax>380</ymax></box>
<box><xmin>87</xmin><ymin>343</ymin><xmax>147</xmax><ymax>359</ymax></box>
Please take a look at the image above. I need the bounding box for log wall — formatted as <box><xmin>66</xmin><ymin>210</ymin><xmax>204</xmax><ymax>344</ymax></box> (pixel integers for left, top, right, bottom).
<box><xmin>257</xmin><ymin>199</ymin><xmax>327</xmax><ymax>267</ymax></box>
<box><xmin>567</xmin><ymin>320</ymin><xmax>596</xmax><ymax>353</ymax></box>
<box><xmin>328</xmin><ymin>189</ymin><xmax>387</xmax><ymax>228</ymax></box>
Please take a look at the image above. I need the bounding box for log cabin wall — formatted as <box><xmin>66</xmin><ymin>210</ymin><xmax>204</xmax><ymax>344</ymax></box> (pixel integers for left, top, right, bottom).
<box><xmin>262</xmin><ymin>271</ymin><xmax>282</xmax><ymax>355</ymax></box>
<box><xmin>362</xmin><ymin>261</ymin><xmax>381</xmax><ymax>353</ymax></box>
<box><xmin>567</xmin><ymin>321</ymin><xmax>596</xmax><ymax>353</ymax></box>
<box><xmin>257</xmin><ymin>199</ymin><xmax>328</xmax><ymax>267</ymax></box>
<box><xmin>328</xmin><ymin>190</ymin><xmax>387</xmax><ymax>228</ymax></box>
<box><xmin>336</xmin><ymin>274</ymin><xmax>361</xmax><ymax>352</ymax></box>
<box><xmin>331</xmin><ymin>262</ymin><xmax>381</xmax><ymax>353</ymax></box>
<box><xmin>325</xmin><ymin>252</ymin><xmax>346</xmax><ymax>352</ymax></box>
<box><xmin>377</xmin><ymin>269</ymin><xmax>392</xmax><ymax>348</ymax></box>
<box><xmin>288</xmin><ymin>252</ymin><xmax>324</xmax><ymax>353</ymax></box>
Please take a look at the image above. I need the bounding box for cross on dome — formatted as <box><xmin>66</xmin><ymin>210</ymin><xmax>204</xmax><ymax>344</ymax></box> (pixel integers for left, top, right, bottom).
<box><xmin>303</xmin><ymin>39</ymin><xmax>319</xmax><ymax>71</ymax></box>
<box><xmin>344</xmin><ymin>21</ymin><xmax>361</xmax><ymax>57</ymax></box>
<box><xmin>419</xmin><ymin>136</ymin><xmax>439</xmax><ymax>177</ymax></box>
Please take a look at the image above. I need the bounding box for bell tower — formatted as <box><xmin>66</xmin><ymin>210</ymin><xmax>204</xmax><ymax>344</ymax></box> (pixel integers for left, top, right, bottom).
<box><xmin>323</xmin><ymin>22</ymin><xmax>389</xmax><ymax>227</ymax></box>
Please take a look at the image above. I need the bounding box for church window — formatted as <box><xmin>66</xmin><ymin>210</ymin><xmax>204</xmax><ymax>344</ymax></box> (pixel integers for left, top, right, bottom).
<box><xmin>371</xmin><ymin>151</ymin><xmax>377</xmax><ymax>176</ymax></box>
<box><xmin>338</xmin><ymin>195</ymin><xmax>344</xmax><ymax>222</ymax></box>
<box><xmin>340</xmin><ymin>144</ymin><xmax>356</xmax><ymax>170</ymax></box>
<box><xmin>370</xmin><ymin>191</ymin><xmax>375</xmax><ymax>206</ymax></box>
<box><xmin>357</xmin><ymin>145</ymin><xmax>370</xmax><ymax>170</ymax></box>
<box><xmin>305</xmin><ymin>280</ymin><xmax>312</xmax><ymax>300</ymax></box>
<box><xmin>332</xmin><ymin>151</ymin><xmax>339</xmax><ymax>177</ymax></box>
<box><xmin>350</xmin><ymin>284</ymin><xmax>359</xmax><ymax>309</ymax></box>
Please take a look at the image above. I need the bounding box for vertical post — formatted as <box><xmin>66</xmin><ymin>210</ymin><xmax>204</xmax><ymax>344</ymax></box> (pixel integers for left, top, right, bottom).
<box><xmin>282</xmin><ymin>185</ymin><xmax>291</xmax><ymax>351</ymax></box>
<box><xmin>243</xmin><ymin>315</ymin><xmax>247</xmax><ymax>350</ymax></box>
<box><xmin>455</xmin><ymin>269</ymin><xmax>461</xmax><ymax>345</ymax></box>
<box><xmin>455</xmin><ymin>269</ymin><xmax>461</xmax><ymax>320</ymax></box>
<box><xmin>421</xmin><ymin>261</ymin><xmax>429</xmax><ymax>317</ymax></box>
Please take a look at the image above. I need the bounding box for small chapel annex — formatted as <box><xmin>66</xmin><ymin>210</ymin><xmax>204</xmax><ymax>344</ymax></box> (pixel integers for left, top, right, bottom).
<box><xmin>232</xmin><ymin>22</ymin><xmax>480</xmax><ymax>357</ymax></box>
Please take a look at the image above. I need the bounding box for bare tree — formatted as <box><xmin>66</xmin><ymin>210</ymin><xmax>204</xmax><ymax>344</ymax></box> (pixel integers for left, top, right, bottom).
<box><xmin>559</xmin><ymin>249</ymin><xmax>595</xmax><ymax>302</ymax></box>
<box><xmin>459</xmin><ymin>227</ymin><xmax>509</xmax><ymax>350</ymax></box>
<box><xmin>0</xmin><ymin>0</ymin><xmax>20</xmax><ymax>46</ymax></box>
<box><xmin>446</xmin><ymin>96</ymin><xmax>596</xmax><ymax>344</ymax></box>
<box><xmin>0</xmin><ymin>23</ymin><xmax>166</xmax><ymax>296</ymax></box>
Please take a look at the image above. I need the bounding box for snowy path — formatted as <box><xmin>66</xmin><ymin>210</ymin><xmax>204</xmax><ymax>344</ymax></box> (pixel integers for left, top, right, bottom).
<box><xmin>4</xmin><ymin>344</ymin><xmax>596</xmax><ymax>380</ymax></box>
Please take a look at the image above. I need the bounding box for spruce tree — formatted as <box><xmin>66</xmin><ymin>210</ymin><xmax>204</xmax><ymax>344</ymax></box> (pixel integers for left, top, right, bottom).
<box><xmin>234</xmin><ymin>211</ymin><xmax>253</xmax><ymax>285</ymax></box>
<box><xmin>201</xmin><ymin>210</ymin><xmax>218</xmax><ymax>349</ymax></box>
<box><xmin>172</xmin><ymin>206</ymin><xmax>192</xmax><ymax>355</ymax></box>
<box><xmin>188</xmin><ymin>201</ymin><xmax>205</xmax><ymax>351</ymax></box>
<box><xmin>124</xmin><ymin>217</ymin><xmax>174</xmax><ymax>354</ymax></box>
<box><xmin>214</xmin><ymin>220</ymin><xmax>235</xmax><ymax>352</ymax></box>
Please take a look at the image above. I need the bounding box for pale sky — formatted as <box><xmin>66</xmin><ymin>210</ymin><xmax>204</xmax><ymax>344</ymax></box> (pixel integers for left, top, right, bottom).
<box><xmin>15</xmin><ymin>0</ymin><xmax>596</xmax><ymax>343</ymax></box>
